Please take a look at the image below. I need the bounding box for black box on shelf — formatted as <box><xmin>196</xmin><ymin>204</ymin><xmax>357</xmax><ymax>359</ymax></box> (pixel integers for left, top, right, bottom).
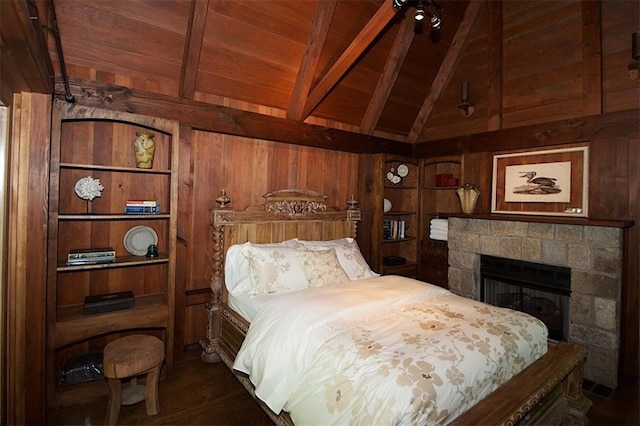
<box><xmin>83</xmin><ymin>291</ymin><xmax>134</xmax><ymax>315</ymax></box>
<box><xmin>383</xmin><ymin>256</ymin><xmax>406</xmax><ymax>266</ymax></box>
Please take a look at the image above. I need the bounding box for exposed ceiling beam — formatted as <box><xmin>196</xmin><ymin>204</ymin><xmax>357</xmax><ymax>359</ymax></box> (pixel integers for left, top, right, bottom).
<box><xmin>361</xmin><ymin>13</ymin><xmax>415</xmax><ymax>135</ymax></box>
<box><xmin>301</xmin><ymin>1</ymin><xmax>398</xmax><ymax>119</ymax></box>
<box><xmin>179</xmin><ymin>0</ymin><xmax>209</xmax><ymax>99</ymax></box>
<box><xmin>55</xmin><ymin>77</ymin><xmax>413</xmax><ymax>156</ymax></box>
<box><xmin>414</xmin><ymin>109</ymin><xmax>638</xmax><ymax>157</ymax></box>
<box><xmin>407</xmin><ymin>0</ymin><xmax>483</xmax><ymax>143</ymax></box>
<box><xmin>287</xmin><ymin>0</ymin><xmax>337</xmax><ymax>120</ymax></box>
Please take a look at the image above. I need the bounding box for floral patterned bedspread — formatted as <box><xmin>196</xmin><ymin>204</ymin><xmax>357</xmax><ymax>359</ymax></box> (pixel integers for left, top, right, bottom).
<box><xmin>233</xmin><ymin>275</ymin><xmax>548</xmax><ymax>425</ymax></box>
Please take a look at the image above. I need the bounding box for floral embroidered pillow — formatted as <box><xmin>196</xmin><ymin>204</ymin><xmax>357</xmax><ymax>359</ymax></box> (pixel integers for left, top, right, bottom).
<box><xmin>296</xmin><ymin>248</ymin><xmax>350</xmax><ymax>287</ymax></box>
<box><xmin>241</xmin><ymin>243</ymin><xmax>309</xmax><ymax>296</ymax></box>
<box><xmin>296</xmin><ymin>238</ymin><xmax>379</xmax><ymax>280</ymax></box>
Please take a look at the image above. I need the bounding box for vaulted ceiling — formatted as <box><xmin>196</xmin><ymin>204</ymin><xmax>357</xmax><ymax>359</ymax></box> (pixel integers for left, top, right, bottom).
<box><xmin>37</xmin><ymin>0</ymin><xmax>477</xmax><ymax>142</ymax></box>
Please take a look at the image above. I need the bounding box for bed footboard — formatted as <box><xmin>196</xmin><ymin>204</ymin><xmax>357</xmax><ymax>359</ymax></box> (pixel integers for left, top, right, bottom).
<box><xmin>450</xmin><ymin>341</ymin><xmax>591</xmax><ymax>425</ymax></box>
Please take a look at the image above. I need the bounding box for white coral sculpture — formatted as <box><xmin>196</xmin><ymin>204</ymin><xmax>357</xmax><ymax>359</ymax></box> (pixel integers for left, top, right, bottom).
<box><xmin>74</xmin><ymin>176</ymin><xmax>105</xmax><ymax>201</ymax></box>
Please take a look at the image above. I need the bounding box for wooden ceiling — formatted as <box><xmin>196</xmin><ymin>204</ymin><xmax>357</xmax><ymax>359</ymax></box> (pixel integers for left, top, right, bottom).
<box><xmin>38</xmin><ymin>0</ymin><xmax>477</xmax><ymax>142</ymax></box>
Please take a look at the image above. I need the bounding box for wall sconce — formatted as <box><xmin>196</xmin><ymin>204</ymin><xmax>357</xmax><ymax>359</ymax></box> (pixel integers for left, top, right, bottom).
<box><xmin>629</xmin><ymin>32</ymin><xmax>640</xmax><ymax>82</ymax></box>
<box><xmin>457</xmin><ymin>82</ymin><xmax>475</xmax><ymax>117</ymax></box>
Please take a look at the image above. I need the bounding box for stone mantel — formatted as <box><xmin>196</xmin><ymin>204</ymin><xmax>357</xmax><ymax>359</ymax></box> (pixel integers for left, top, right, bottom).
<box><xmin>442</xmin><ymin>213</ymin><xmax>633</xmax><ymax>229</ymax></box>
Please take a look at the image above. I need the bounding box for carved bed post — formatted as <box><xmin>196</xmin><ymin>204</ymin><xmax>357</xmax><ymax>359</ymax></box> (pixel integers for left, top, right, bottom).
<box><xmin>562</xmin><ymin>351</ymin><xmax>592</xmax><ymax>424</ymax></box>
<box><xmin>201</xmin><ymin>206</ymin><xmax>234</xmax><ymax>362</ymax></box>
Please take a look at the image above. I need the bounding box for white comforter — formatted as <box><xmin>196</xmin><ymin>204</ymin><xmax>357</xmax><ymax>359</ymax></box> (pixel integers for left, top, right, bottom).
<box><xmin>233</xmin><ymin>275</ymin><xmax>548</xmax><ymax>425</ymax></box>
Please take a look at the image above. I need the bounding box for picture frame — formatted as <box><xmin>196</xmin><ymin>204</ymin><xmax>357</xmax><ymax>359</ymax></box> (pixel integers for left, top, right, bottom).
<box><xmin>491</xmin><ymin>146</ymin><xmax>588</xmax><ymax>217</ymax></box>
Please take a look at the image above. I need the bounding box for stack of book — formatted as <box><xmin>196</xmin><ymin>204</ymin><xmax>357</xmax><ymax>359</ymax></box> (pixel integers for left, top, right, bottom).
<box><xmin>125</xmin><ymin>200</ymin><xmax>159</xmax><ymax>214</ymax></box>
<box><xmin>383</xmin><ymin>220</ymin><xmax>407</xmax><ymax>240</ymax></box>
<box><xmin>67</xmin><ymin>247</ymin><xmax>116</xmax><ymax>266</ymax></box>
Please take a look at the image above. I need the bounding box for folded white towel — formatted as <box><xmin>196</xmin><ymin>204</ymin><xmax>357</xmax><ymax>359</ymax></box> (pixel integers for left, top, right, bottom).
<box><xmin>430</xmin><ymin>218</ymin><xmax>448</xmax><ymax>232</ymax></box>
<box><xmin>429</xmin><ymin>230</ymin><xmax>448</xmax><ymax>241</ymax></box>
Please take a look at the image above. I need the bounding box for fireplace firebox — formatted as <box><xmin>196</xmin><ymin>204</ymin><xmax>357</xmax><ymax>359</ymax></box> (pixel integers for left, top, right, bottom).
<box><xmin>480</xmin><ymin>255</ymin><xmax>571</xmax><ymax>341</ymax></box>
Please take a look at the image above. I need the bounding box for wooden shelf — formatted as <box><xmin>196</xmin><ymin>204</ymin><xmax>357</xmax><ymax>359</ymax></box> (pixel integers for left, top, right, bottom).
<box><xmin>419</xmin><ymin>156</ymin><xmax>462</xmax><ymax>287</ymax></box>
<box><xmin>60</xmin><ymin>162</ymin><xmax>172</xmax><ymax>174</ymax></box>
<box><xmin>58</xmin><ymin>213</ymin><xmax>170</xmax><ymax>220</ymax></box>
<box><xmin>46</xmin><ymin>103</ymin><xmax>179</xmax><ymax>409</ymax></box>
<box><xmin>384</xmin><ymin>185</ymin><xmax>417</xmax><ymax>190</ymax></box>
<box><xmin>378</xmin><ymin>156</ymin><xmax>420</xmax><ymax>277</ymax></box>
<box><xmin>384</xmin><ymin>211</ymin><xmax>415</xmax><ymax>216</ymax></box>
<box><xmin>53</xmin><ymin>298</ymin><xmax>169</xmax><ymax>348</ymax></box>
<box><xmin>442</xmin><ymin>213</ymin><xmax>634</xmax><ymax>228</ymax></box>
<box><xmin>383</xmin><ymin>236</ymin><xmax>416</xmax><ymax>243</ymax></box>
<box><xmin>57</xmin><ymin>254</ymin><xmax>168</xmax><ymax>271</ymax></box>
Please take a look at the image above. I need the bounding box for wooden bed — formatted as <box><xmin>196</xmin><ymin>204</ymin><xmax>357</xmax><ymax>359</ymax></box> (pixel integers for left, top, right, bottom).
<box><xmin>200</xmin><ymin>189</ymin><xmax>591</xmax><ymax>425</ymax></box>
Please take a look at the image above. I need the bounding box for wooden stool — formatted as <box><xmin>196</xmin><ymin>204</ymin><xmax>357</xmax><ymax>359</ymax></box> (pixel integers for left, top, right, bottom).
<box><xmin>103</xmin><ymin>335</ymin><xmax>164</xmax><ymax>425</ymax></box>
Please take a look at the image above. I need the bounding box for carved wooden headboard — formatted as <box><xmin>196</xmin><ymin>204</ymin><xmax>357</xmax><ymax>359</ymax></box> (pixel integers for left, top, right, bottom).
<box><xmin>202</xmin><ymin>189</ymin><xmax>361</xmax><ymax>360</ymax></box>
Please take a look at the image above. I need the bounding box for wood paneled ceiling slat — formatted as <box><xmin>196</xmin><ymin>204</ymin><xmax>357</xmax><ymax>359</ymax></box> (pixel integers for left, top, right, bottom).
<box><xmin>212</xmin><ymin>1</ymin><xmax>315</xmax><ymax>42</ymax></box>
<box><xmin>52</xmin><ymin>0</ymin><xmax>186</xmax><ymax>85</ymax></box>
<box><xmin>487</xmin><ymin>0</ymin><xmax>503</xmax><ymax>131</ymax></box>
<box><xmin>197</xmin><ymin>46</ymin><xmax>297</xmax><ymax>107</ymax></box>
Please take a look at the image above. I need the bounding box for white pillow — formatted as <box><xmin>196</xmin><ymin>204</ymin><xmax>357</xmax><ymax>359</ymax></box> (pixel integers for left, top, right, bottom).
<box><xmin>225</xmin><ymin>239</ymin><xmax>298</xmax><ymax>296</ymax></box>
<box><xmin>241</xmin><ymin>243</ymin><xmax>309</xmax><ymax>296</ymax></box>
<box><xmin>296</xmin><ymin>248</ymin><xmax>350</xmax><ymax>287</ymax></box>
<box><xmin>296</xmin><ymin>238</ymin><xmax>379</xmax><ymax>280</ymax></box>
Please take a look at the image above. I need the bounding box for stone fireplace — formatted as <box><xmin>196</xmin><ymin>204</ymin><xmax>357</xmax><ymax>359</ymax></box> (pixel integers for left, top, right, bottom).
<box><xmin>447</xmin><ymin>217</ymin><xmax>622</xmax><ymax>388</ymax></box>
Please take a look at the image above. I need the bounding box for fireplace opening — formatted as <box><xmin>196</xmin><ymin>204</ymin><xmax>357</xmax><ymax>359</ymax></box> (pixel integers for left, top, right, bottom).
<box><xmin>480</xmin><ymin>255</ymin><xmax>571</xmax><ymax>341</ymax></box>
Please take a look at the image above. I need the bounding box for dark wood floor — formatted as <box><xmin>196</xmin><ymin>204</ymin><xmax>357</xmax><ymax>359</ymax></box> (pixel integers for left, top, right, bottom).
<box><xmin>48</xmin><ymin>348</ymin><xmax>639</xmax><ymax>425</ymax></box>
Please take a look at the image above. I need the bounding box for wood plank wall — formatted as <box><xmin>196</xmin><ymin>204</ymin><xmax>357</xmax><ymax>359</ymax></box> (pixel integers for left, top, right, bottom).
<box><xmin>421</xmin><ymin>0</ymin><xmax>639</xmax><ymax>140</ymax></box>
<box><xmin>178</xmin><ymin>130</ymin><xmax>359</xmax><ymax>345</ymax></box>
<box><xmin>7</xmin><ymin>92</ymin><xmax>51</xmax><ymax>425</ymax></box>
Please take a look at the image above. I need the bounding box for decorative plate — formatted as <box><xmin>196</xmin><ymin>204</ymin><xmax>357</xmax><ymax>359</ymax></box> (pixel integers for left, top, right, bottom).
<box><xmin>123</xmin><ymin>226</ymin><xmax>158</xmax><ymax>256</ymax></box>
<box><xmin>391</xmin><ymin>175</ymin><xmax>401</xmax><ymax>184</ymax></box>
<box><xmin>383</xmin><ymin>198</ymin><xmax>392</xmax><ymax>212</ymax></box>
<box><xmin>397</xmin><ymin>164</ymin><xmax>409</xmax><ymax>177</ymax></box>
<box><xmin>386</xmin><ymin>172</ymin><xmax>395</xmax><ymax>182</ymax></box>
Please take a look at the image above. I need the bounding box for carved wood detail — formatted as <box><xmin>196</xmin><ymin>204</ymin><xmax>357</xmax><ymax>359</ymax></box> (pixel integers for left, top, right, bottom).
<box><xmin>222</xmin><ymin>309</ymin><xmax>249</xmax><ymax>334</ymax></box>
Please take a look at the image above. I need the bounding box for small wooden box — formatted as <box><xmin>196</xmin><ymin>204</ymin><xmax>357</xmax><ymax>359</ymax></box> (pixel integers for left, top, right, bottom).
<box><xmin>83</xmin><ymin>291</ymin><xmax>134</xmax><ymax>315</ymax></box>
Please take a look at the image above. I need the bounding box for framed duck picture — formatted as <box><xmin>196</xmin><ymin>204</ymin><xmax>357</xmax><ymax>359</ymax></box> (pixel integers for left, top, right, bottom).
<box><xmin>491</xmin><ymin>145</ymin><xmax>589</xmax><ymax>217</ymax></box>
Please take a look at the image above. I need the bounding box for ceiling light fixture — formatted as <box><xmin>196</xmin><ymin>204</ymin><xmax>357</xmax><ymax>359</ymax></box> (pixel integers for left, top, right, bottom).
<box><xmin>393</xmin><ymin>0</ymin><xmax>443</xmax><ymax>28</ymax></box>
<box><xmin>429</xmin><ymin>11</ymin><xmax>442</xmax><ymax>29</ymax></box>
<box><xmin>414</xmin><ymin>3</ymin><xmax>426</xmax><ymax>21</ymax></box>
